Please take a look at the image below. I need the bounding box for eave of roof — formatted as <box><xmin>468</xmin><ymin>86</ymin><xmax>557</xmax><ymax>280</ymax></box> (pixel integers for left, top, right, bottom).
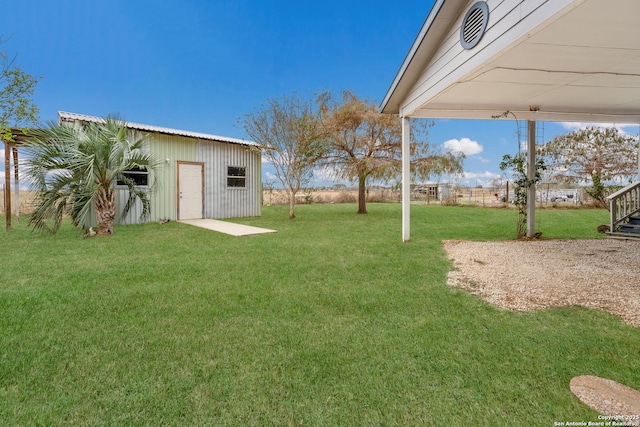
<box><xmin>58</xmin><ymin>111</ymin><xmax>258</xmax><ymax>147</ymax></box>
<box><xmin>380</xmin><ymin>0</ymin><xmax>465</xmax><ymax>115</ymax></box>
<box><xmin>381</xmin><ymin>0</ymin><xmax>640</xmax><ymax>123</ymax></box>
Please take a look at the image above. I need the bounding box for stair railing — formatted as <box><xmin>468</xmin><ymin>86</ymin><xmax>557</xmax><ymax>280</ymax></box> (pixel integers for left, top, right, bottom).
<box><xmin>608</xmin><ymin>181</ymin><xmax>640</xmax><ymax>232</ymax></box>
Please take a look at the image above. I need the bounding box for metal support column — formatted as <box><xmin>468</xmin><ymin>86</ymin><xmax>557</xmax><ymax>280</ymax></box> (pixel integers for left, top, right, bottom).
<box><xmin>527</xmin><ymin>120</ymin><xmax>536</xmax><ymax>238</ymax></box>
<box><xmin>402</xmin><ymin>116</ymin><xmax>411</xmax><ymax>242</ymax></box>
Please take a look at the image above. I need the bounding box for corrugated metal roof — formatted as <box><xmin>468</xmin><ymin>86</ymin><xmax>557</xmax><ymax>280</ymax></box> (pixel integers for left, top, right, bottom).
<box><xmin>58</xmin><ymin>111</ymin><xmax>258</xmax><ymax>147</ymax></box>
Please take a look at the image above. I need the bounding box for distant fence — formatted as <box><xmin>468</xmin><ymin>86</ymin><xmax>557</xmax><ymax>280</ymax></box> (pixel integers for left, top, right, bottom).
<box><xmin>263</xmin><ymin>188</ymin><xmax>401</xmax><ymax>205</ymax></box>
<box><xmin>263</xmin><ymin>185</ymin><xmax>597</xmax><ymax>208</ymax></box>
<box><xmin>0</xmin><ymin>189</ymin><xmax>38</xmax><ymax>214</ymax></box>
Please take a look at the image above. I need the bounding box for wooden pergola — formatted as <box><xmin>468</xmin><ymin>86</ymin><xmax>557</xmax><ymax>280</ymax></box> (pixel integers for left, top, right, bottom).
<box><xmin>2</xmin><ymin>129</ymin><xmax>31</xmax><ymax>231</ymax></box>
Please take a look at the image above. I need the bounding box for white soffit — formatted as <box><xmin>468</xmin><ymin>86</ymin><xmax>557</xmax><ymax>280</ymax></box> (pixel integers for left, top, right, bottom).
<box><xmin>385</xmin><ymin>0</ymin><xmax>640</xmax><ymax>123</ymax></box>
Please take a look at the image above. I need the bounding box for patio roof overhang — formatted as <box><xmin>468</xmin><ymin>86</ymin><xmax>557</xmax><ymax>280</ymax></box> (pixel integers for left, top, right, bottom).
<box><xmin>381</xmin><ymin>0</ymin><xmax>640</xmax><ymax>124</ymax></box>
<box><xmin>381</xmin><ymin>0</ymin><xmax>640</xmax><ymax>242</ymax></box>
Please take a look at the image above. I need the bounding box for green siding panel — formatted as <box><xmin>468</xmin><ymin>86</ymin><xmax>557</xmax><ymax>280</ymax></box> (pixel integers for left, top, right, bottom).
<box><xmin>148</xmin><ymin>133</ymin><xmax>198</xmax><ymax>221</ymax></box>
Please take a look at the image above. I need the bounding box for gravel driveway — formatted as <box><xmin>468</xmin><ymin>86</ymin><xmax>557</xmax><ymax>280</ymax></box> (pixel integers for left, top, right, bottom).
<box><xmin>444</xmin><ymin>238</ymin><xmax>640</xmax><ymax>327</ymax></box>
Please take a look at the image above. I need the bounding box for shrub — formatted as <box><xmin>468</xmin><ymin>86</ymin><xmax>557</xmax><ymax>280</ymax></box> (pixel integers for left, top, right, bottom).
<box><xmin>333</xmin><ymin>191</ymin><xmax>356</xmax><ymax>204</ymax></box>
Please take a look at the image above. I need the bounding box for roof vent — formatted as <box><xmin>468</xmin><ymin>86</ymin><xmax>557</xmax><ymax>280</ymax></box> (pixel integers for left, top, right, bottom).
<box><xmin>460</xmin><ymin>1</ymin><xmax>489</xmax><ymax>50</ymax></box>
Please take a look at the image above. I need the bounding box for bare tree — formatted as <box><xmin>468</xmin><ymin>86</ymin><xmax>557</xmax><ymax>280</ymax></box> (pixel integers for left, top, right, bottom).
<box><xmin>539</xmin><ymin>126</ymin><xmax>639</xmax><ymax>207</ymax></box>
<box><xmin>319</xmin><ymin>90</ymin><xmax>464</xmax><ymax>214</ymax></box>
<box><xmin>242</xmin><ymin>94</ymin><xmax>326</xmax><ymax>219</ymax></box>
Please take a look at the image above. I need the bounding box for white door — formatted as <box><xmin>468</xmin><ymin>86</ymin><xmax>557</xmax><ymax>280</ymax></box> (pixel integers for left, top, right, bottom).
<box><xmin>178</xmin><ymin>163</ymin><xmax>203</xmax><ymax>220</ymax></box>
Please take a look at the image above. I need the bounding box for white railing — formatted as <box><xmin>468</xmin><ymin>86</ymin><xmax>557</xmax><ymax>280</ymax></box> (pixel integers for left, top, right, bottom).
<box><xmin>608</xmin><ymin>181</ymin><xmax>640</xmax><ymax>232</ymax></box>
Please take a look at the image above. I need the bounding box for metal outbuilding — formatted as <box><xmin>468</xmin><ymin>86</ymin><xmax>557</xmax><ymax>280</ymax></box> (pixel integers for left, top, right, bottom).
<box><xmin>59</xmin><ymin>111</ymin><xmax>262</xmax><ymax>225</ymax></box>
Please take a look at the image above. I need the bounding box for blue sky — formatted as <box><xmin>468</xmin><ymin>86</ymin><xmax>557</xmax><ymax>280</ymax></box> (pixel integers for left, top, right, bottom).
<box><xmin>3</xmin><ymin>0</ymin><xmax>636</xmax><ymax>188</ymax></box>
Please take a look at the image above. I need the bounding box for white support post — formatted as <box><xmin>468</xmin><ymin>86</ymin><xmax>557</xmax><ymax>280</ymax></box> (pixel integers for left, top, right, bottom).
<box><xmin>527</xmin><ymin>120</ymin><xmax>536</xmax><ymax>238</ymax></box>
<box><xmin>402</xmin><ymin>116</ymin><xmax>411</xmax><ymax>243</ymax></box>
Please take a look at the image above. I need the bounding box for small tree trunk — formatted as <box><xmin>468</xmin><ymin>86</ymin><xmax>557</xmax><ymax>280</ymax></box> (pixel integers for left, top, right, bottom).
<box><xmin>288</xmin><ymin>189</ymin><xmax>296</xmax><ymax>219</ymax></box>
<box><xmin>95</xmin><ymin>188</ymin><xmax>116</xmax><ymax>235</ymax></box>
<box><xmin>517</xmin><ymin>211</ymin><xmax>526</xmax><ymax>239</ymax></box>
<box><xmin>357</xmin><ymin>173</ymin><xmax>367</xmax><ymax>214</ymax></box>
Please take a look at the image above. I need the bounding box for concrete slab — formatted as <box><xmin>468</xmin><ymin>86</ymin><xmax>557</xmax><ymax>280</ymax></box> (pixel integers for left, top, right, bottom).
<box><xmin>178</xmin><ymin>219</ymin><xmax>277</xmax><ymax>236</ymax></box>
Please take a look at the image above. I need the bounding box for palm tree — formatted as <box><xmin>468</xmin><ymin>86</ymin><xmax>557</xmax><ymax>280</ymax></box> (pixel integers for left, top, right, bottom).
<box><xmin>24</xmin><ymin>116</ymin><xmax>156</xmax><ymax>235</ymax></box>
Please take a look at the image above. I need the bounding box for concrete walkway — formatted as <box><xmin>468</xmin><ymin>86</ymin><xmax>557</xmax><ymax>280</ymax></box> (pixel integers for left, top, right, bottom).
<box><xmin>178</xmin><ymin>219</ymin><xmax>277</xmax><ymax>236</ymax></box>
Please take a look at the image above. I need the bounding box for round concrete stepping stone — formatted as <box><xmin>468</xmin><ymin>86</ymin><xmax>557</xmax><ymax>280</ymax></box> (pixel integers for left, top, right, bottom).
<box><xmin>570</xmin><ymin>375</ymin><xmax>640</xmax><ymax>417</ymax></box>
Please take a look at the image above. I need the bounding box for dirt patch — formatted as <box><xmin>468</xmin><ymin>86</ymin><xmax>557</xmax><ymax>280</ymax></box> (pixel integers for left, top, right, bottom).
<box><xmin>444</xmin><ymin>238</ymin><xmax>640</xmax><ymax>327</ymax></box>
<box><xmin>570</xmin><ymin>375</ymin><xmax>640</xmax><ymax>417</ymax></box>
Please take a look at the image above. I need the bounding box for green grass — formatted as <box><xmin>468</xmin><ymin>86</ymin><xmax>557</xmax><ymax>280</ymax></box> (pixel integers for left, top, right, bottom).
<box><xmin>1</xmin><ymin>204</ymin><xmax>638</xmax><ymax>426</ymax></box>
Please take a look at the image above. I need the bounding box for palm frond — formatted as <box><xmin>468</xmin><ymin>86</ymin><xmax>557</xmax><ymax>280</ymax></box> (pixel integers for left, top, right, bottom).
<box><xmin>117</xmin><ymin>175</ymin><xmax>151</xmax><ymax>222</ymax></box>
<box><xmin>23</xmin><ymin>116</ymin><xmax>158</xmax><ymax>235</ymax></box>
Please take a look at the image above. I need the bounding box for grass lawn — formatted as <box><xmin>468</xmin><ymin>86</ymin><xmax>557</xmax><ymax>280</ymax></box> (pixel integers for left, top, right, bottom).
<box><xmin>1</xmin><ymin>204</ymin><xmax>638</xmax><ymax>426</ymax></box>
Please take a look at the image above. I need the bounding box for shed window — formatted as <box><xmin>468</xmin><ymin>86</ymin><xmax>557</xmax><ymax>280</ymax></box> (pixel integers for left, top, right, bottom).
<box><xmin>227</xmin><ymin>166</ymin><xmax>246</xmax><ymax>188</ymax></box>
<box><xmin>117</xmin><ymin>167</ymin><xmax>149</xmax><ymax>186</ymax></box>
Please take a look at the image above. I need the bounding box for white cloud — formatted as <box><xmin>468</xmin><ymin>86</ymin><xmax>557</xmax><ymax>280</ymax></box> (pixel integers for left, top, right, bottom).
<box><xmin>520</xmin><ymin>140</ymin><xmax>528</xmax><ymax>152</ymax></box>
<box><xmin>463</xmin><ymin>171</ymin><xmax>501</xmax><ymax>180</ymax></box>
<box><xmin>312</xmin><ymin>166</ymin><xmax>339</xmax><ymax>183</ymax></box>
<box><xmin>443</xmin><ymin>138</ymin><xmax>483</xmax><ymax>156</ymax></box>
<box><xmin>459</xmin><ymin>171</ymin><xmax>502</xmax><ymax>187</ymax></box>
<box><xmin>560</xmin><ymin>122</ymin><xmax>640</xmax><ymax>132</ymax></box>
<box><xmin>0</xmin><ymin>149</ymin><xmax>29</xmax><ymax>188</ymax></box>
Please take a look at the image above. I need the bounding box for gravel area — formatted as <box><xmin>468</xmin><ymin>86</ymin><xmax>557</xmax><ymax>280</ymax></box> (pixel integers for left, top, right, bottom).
<box><xmin>570</xmin><ymin>375</ymin><xmax>640</xmax><ymax>418</ymax></box>
<box><xmin>444</xmin><ymin>238</ymin><xmax>640</xmax><ymax>327</ymax></box>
